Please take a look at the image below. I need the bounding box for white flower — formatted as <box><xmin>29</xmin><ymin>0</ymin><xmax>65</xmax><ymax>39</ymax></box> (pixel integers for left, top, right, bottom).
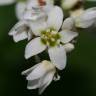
<box><xmin>61</xmin><ymin>0</ymin><xmax>83</xmax><ymax>10</ymax></box>
<box><xmin>0</xmin><ymin>0</ymin><xmax>15</xmax><ymax>5</ymax></box>
<box><xmin>9</xmin><ymin>0</ymin><xmax>55</xmax><ymax>42</ymax></box>
<box><xmin>22</xmin><ymin>60</ymin><xmax>60</xmax><ymax>94</ymax></box>
<box><xmin>25</xmin><ymin>6</ymin><xmax>78</xmax><ymax>70</ymax></box>
<box><xmin>9</xmin><ymin>20</ymin><xmax>33</xmax><ymax>42</ymax></box>
<box><xmin>70</xmin><ymin>7</ymin><xmax>96</xmax><ymax>28</ymax></box>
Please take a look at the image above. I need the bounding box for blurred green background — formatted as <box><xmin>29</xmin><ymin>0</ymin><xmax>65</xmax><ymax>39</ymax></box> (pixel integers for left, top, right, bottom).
<box><xmin>0</xmin><ymin>1</ymin><xmax>96</xmax><ymax>96</ymax></box>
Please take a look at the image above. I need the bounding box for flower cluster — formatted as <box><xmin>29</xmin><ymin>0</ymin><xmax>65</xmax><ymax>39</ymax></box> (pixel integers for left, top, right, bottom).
<box><xmin>1</xmin><ymin>0</ymin><xmax>96</xmax><ymax>95</ymax></box>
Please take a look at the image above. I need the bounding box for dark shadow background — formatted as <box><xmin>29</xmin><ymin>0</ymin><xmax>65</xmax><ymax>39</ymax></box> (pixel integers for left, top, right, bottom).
<box><xmin>0</xmin><ymin>1</ymin><xmax>96</xmax><ymax>96</ymax></box>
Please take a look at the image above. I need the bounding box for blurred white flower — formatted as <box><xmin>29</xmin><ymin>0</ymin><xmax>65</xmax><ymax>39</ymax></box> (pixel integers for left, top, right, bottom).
<box><xmin>9</xmin><ymin>0</ymin><xmax>55</xmax><ymax>42</ymax></box>
<box><xmin>22</xmin><ymin>60</ymin><xmax>60</xmax><ymax>94</ymax></box>
<box><xmin>25</xmin><ymin>6</ymin><xmax>78</xmax><ymax>70</ymax></box>
<box><xmin>70</xmin><ymin>7</ymin><xmax>96</xmax><ymax>28</ymax></box>
<box><xmin>0</xmin><ymin>0</ymin><xmax>54</xmax><ymax>20</ymax></box>
<box><xmin>61</xmin><ymin>0</ymin><xmax>83</xmax><ymax>10</ymax></box>
<box><xmin>0</xmin><ymin>0</ymin><xmax>15</xmax><ymax>5</ymax></box>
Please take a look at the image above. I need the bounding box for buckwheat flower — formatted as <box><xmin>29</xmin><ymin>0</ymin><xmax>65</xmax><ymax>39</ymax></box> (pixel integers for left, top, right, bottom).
<box><xmin>70</xmin><ymin>7</ymin><xmax>96</xmax><ymax>28</ymax></box>
<box><xmin>0</xmin><ymin>0</ymin><xmax>15</xmax><ymax>5</ymax></box>
<box><xmin>24</xmin><ymin>0</ymin><xmax>54</xmax><ymax>21</ymax></box>
<box><xmin>9</xmin><ymin>20</ymin><xmax>33</xmax><ymax>42</ymax></box>
<box><xmin>22</xmin><ymin>60</ymin><xmax>60</xmax><ymax>94</ymax></box>
<box><xmin>9</xmin><ymin>0</ymin><xmax>55</xmax><ymax>42</ymax></box>
<box><xmin>25</xmin><ymin>6</ymin><xmax>78</xmax><ymax>70</ymax></box>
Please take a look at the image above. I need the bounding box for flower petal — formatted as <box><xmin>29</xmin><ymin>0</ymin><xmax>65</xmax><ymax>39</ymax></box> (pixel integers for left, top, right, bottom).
<box><xmin>39</xmin><ymin>71</ymin><xmax>55</xmax><ymax>94</ymax></box>
<box><xmin>61</xmin><ymin>0</ymin><xmax>78</xmax><ymax>10</ymax></box>
<box><xmin>0</xmin><ymin>0</ymin><xmax>15</xmax><ymax>5</ymax></box>
<box><xmin>22</xmin><ymin>64</ymin><xmax>39</xmax><ymax>76</ymax></box>
<box><xmin>23</xmin><ymin>8</ymin><xmax>47</xmax><ymax>21</ymax></box>
<box><xmin>29</xmin><ymin>18</ymin><xmax>47</xmax><ymax>36</ymax></box>
<box><xmin>42</xmin><ymin>0</ymin><xmax>54</xmax><ymax>13</ymax></box>
<box><xmin>85</xmin><ymin>7</ymin><xmax>96</xmax><ymax>12</ymax></box>
<box><xmin>75</xmin><ymin>10</ymin><xmax>96</xmax><ymax>28</ymax></box>
<box><xmin>63</xmin><ymin>43</ymin><xmax>75</xmax><ymax>52</ymax></box>
<box><xmin>47</xmin><ymin>6</ymin><xmax>63</xmax><ymax>31</ymax></box>
<box><xmin>45</xmin><ymin>0</ymin><xmax>54</xmax><ymax>5</ymax></box>
<box><xmin>26</xmin><ymin>0</ymin><xmax>39</xmax><ymax>10</ymax></box>
<box><xmin>9</xmin><ymin>20</ymin><xmax>28</xmax><ymax>36</ymax></box>
<box><xmin>62</xmin><ymin>17</ymin><xmax>75</xmax><ymax>30</ymax></box>
<box><xmin>15</xmin><ymin>2</ymin><xmax>26</xmax><ymax>20</ymax></box>
<box><xmin>48</xmin><ymin>46</ymin><xmax>67</xmax><ymax>70</ymax></box>
<box><xmin>27</xmin><ymin>79</ymin><xmax>39</xmax><ymax>89</ymax></box>
<box><xmin>9</xmin><ymin>20</ymin><xmax>29</xmax><ymax>42</ymax></box>
<box><xmin>26</xmin><ymin>63</ymin><xmax>46</xmax><ymax>80</ymax></box>
<box><xmin>60</xmin><ymin>30</ymin><xmax>78</xmax><ymax>43</ymax></box>
<box><xmin>13</xmin><ymin>31</ymin><xmax>28</xmax><ymax>42</ymax></box>
<box><xmin>25</xmin><ymin>37</ymin><xmax>46</xmax><ymax>59</ymax></box>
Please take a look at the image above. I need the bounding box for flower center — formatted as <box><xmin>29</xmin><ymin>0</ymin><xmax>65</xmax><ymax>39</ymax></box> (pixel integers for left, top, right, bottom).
<box><xmin>40</xmin><ymin>28</ymin><xmax>61</xmax><ymax>47</ymax></box>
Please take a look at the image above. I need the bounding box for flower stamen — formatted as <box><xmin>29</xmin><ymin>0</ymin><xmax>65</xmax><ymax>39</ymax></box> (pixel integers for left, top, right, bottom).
<box><xmin>41</xmin><ymin>28</ymin><xmax>61</xmax><ymax>47</ymax></box>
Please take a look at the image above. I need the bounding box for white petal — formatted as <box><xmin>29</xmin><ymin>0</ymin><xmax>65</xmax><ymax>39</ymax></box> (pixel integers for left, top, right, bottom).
<box><xmin>42</xmin><ymin>0</ymin><xmax>54</xmax><ymax>13</ymax></box>
<box><xmin>48</xmin><ymin>46</ymin><xmax>67</xmax><ymax>70</ymax></box>
<box><xmin>9</xmin><ymin>20</ymin><xmax>29</xmax><ymax>42</ymax></box>
<box><xmin>13</xmin><ymin>31</ymin><xmax>28</xmax><ymax>42</ymax></box>
<box><xmin>26</xmin><ymin>0</ymin><xmax>39</xmax><ymax>10</ymax></box>
<box><xmin>85</xmin><ymin>7</ymin><xmax>96</xmax><ymax>12</ymax></box>
<box><xmin>29</xmin><ymin>18</ymin><xmax>47</xmax><ymax>36</ymax></box>
<box><xmin>47</xmin><ymin>6</ymin><xmax>63</xmax><ymax>31</ymax></box>
<box><xmin>26</xmin><ymin>63</ymin><xmax>46</xmax><ymax>80</ymax></box>
<box><xmin>27</xmin><ymin>79</ymin><xmax>39</xmax><ymax>89</ymax></box>
<box><xmin>76</xmin><ymin>18</ymin><xmax>95</xmax><ymax>28</ymax></box>
<box><xmin>63</xmin><ymin>43</ymin><xmax>75</xmax><ymax>52</ymax></box>
<box><xmin>60</xmin><ymin>30</ymin><xmax>78</xmax><ymax>43</ymax></box>
<box><xmin>25</xmin><ymin>37</ymin><xmax>46</xmax><ymax>59</ymax></box>
<box><xmin>45</xmin><ymin>0</ymin><xmax>54</xmax><ymax>5</ymax></box>
<box><xmin>9</xmin><ymin>20</ymin><xmax>28</xmax><ymax>36</ymax></box>
<box><xmin>23</xmin><ymin>8</ymin><xmax>47</xmax><ymax>21</ymax></box>
<box><xmin>15</xmin><ymin>2</ymin><xmax>26</xmax><ymax>20</ymax></box>
<box><xmin>62</xmin><ymin>17</ymin><xmax>75</xmax><ymax>30</ymax></box>
<box><xmin>61</xmin><ymin>0</ymin><xmax>78</xmax><ymax>10</ymax></box>
<box><xmin>0</xmin><ymin>0</ymin><xmax>15</xmax><ymax>5</ymax></box>
<box><xmin>39</xmin><ymin>71</ymin><xmax>55</xmax><ymax>94</ymax></box>
<box><xmin>75</xmin><ymin>10</ymin><xmax>96</xmax><ymax>28</ymax></box>
<box><xmin>21</xmin><ymin>64</ymin><xmax>39</xmax><ymax>75</ymax></box>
